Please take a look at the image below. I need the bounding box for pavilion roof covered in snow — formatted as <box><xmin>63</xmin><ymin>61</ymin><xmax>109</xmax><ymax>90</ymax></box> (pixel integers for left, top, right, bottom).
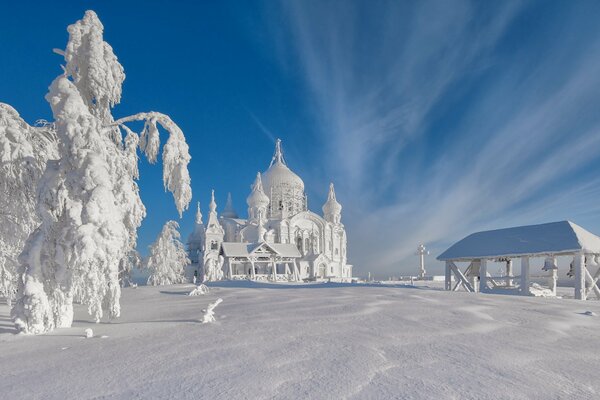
<box><xmin>437</xmin><ymin>221</ymin><xmax>600</xmax><ymax>261</ymax></box>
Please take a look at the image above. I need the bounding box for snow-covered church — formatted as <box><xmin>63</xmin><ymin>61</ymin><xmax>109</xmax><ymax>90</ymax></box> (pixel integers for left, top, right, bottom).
<box><xmin>187</xmin><ymin>139</ymin><xmax>352</xmax><ymax>282</ymax></box>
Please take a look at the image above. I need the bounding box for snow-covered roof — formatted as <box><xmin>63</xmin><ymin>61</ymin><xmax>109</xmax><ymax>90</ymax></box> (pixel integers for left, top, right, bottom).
<box><xmin>221</xmin><ymin>242</ymin><xmax>301</xmax><ymax>258</ymax></box>
<box><xmin>437</xmin><ymin>221</ymin><xmax>600</xmax><ymax>261</ymax></box>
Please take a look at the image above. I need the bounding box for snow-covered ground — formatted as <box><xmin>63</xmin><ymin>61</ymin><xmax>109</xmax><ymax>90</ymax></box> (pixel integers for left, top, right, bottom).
<box><xmin>2</xmin><ymin>282</ymin><xmax>600</xmax><ymax>399</ymax></box>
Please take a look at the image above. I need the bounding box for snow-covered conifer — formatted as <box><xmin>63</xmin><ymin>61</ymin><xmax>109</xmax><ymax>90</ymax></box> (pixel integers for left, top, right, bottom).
<box><xmin>10</xmin><ymin>10</ymin><xmax>192</xmax><ymax>334</ymax></box>
<box><xmin>0</xmin><ymin>105</ymin><xmax>57</xmax><ymax>304</ymax></box>
<box><xmin>146</xmin><ymin>221</ymin><xmax>190</xmax><ymax>286</ymax></box>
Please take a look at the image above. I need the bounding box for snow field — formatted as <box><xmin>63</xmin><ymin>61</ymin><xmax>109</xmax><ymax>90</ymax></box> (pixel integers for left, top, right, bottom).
<box><xmin>2</xmin><ymin>283</ymin><xmax>600</xmax><ymax>399</ymax></box>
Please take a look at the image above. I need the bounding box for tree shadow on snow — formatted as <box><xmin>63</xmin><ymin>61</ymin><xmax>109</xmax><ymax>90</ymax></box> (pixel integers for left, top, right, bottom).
<box><xmin>206</xmin><ymin>280</ymin><xmax>418</xmax><ymax>290</ymax></box>
<box><xmin>159</xmin><ymin>290</ymin><xmax>191</xmax><ymax>296</ymax></box>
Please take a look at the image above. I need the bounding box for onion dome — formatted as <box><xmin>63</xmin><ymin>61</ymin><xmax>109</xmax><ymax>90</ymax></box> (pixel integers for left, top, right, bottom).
<box><xmin>187</xmin><ymin>201</ymin><xmax>205</xmax><ymax>244</ymax></box>
<box><xmin>322</xmin><ymin>183</ymin><xmax>342</xmax><ymax>221</ymax></box>
<box><xmin>247</xmin><ymin>172</ymin><xmax>270</xmax><ymax>210</ymax></box>
<box><xmin>262</xmin><ymin>139</ymin><xmax>304</xmax><ymax>196</ymax></box>
<box><xmin>209</xmin><ymin>189</ymin><xmax>217</xmax><ymax>213</ymax></box>
<box><xmin>222</xmin><ymin>192</ymin><xmax>238</xmax><ymax>218</ymax></box>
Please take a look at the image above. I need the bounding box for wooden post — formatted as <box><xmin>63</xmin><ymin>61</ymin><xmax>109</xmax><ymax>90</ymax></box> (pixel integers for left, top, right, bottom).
<box><xmin>549</xmin><ymin>256</ymin><xmax>558</xmax><ymax>296</ymax></box>
<box><xmin>575</xmin><ymin>252</ymin><xmax>585</xmax><ymax>300</ymax></box>
<box><xmin>506</xmin><ymin>259</ymin><xmax>513</xmax><ymax>287</ymax></box>
<box><xmin>228</xmin><ymin>260</ymin><xmax>233</xmax><ymax>280</ymax></box>
<box><xmin>445</xmin><ymin>261</ymin><xmax>452</xmax><ymax>291</ymax></box>
<box><xmin>480</xmin><ymin>259</ymin><xmax>488</xmax><ymax>293</ymax></box>
<box><xmin>520</xmin><ymin>257</ymin><xmax>530</xmax><ymax>295</ymax></box>
<box><xmin>250</xmin><ymin>260</ymin><xmax>256</xmax><ymax>280</ymax></box>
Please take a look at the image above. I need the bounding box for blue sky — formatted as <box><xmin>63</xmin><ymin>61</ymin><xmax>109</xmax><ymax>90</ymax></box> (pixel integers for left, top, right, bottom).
<box><xmin>2</xmin><ymin>1</ymin><xmax>600</xmax><ymax>277</ymax></box>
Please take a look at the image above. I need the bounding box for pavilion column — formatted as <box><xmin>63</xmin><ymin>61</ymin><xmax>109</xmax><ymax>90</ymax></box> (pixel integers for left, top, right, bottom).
<box><xmin>479</xmin><ymin>259</ymin><xmax>488</xmax><ymax>293</ymax></box>
<box><xmin>228</xmin><ymin>260</ymin><xmax>233</xmax><ymax>280</ymax></box>
<box><xmin>250</xmin><ymin>260</ymin><xmax>256</xmax><ymax>280</ymax></box>
<box><xmin>549</xmin><ymin>256</ymin><xmax>558</xmax><ymax>296</ymax></box>
<box><xmin>574</xmin><ymin>252</ymin><xmax>586</xmax><ymax>300</ymax></box>
<box><xmin>445</xmin><ymin>261</ymin><xmax>452</xmax><ymax>291</ymax></box>
<box><xmin>520</xmin><ymin>257</ymin><xmax>530</xmax><ymax>296</ymax></box>
<box><xmin>506</xmin><ymin>259</ymin><xmax>513</xmax><ymax>287</ymax></box>
<box><xmin>272</xmin><ymin>259</ymin><xmax>278</xmax><ymax>281</ymax></box>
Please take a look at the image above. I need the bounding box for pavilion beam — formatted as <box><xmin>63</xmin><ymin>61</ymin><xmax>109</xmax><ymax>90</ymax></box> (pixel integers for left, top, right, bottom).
<box><xmin>588</xmin><ymin>263</ymin><xmax>600</xmax><ymax>299</ymax></box>
<box><xmin>584</xmin><ymin>268</ymin><xmax>600</xmax><ymax>300</ymax></box>
<box><xmin>450</xmin><ymin>262</ymin><xmax>474</xmax><ymax>292</ymax></box>
<box><xmin>574</xmin><ymin>252</ymin><xmax>585</xmax><ymax>300</ymax></box>
<box><xmin>520</xmin><ymin>257</ymin><xmax>530</xmax><ymax>296</ymax></box>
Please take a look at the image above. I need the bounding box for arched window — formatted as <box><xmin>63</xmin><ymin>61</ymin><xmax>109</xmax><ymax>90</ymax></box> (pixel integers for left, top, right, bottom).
<box><xmin>330</xmin><ymin>266</ymin><xmax>334</xmax><ymax>273</ymax></box>
<box><xmin>296</xmin><ymin>237</ymin><xmax>303</xmax><ymax>251</ymax></box>
<box><xmin>305</xmin><ymin>238</ymin><xmax>310</xmax><ymax>252</ymax></box>
<box><xmin>211</xmin><ymin>240</ymin><xmax>218</xmax><ymax>250</ymax></box>
<box><xmin>335</xmin><ymin>248</ymin><xmax>339</xmax><ymax>256</ymax></box>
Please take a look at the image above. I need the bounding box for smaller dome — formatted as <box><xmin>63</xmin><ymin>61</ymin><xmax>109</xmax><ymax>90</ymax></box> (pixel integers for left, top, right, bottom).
<box><xmin>187</xmin><ymin>202</ymin><xmax>205</xmax><ymax>244</ymax></box>
<box><xmin>322</xmin><ymin>183</ymin><xmax>342</xmax><ymax>217</ymax></box>
<box><xmin>247</xmin><ymin>172</ymin><xmax>270</xmax><ymax>209</ymax></box>
<box><xmin>222</xmin><ymin>192</ymin><xmax>238</xmax><ymax>218</ymax></box>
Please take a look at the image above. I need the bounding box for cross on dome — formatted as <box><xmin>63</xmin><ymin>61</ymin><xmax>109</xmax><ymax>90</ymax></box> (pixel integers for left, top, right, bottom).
<box><xmin>270</xmin><ymin>138</ymin><xmax>286</xmax><ymax>167</ymax></box>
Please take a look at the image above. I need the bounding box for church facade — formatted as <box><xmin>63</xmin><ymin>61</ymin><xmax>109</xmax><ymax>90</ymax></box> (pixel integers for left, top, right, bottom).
<box><xmin>187</xmin><ymin>139</ymin><xmax>352</xmax><ymax>282</ymax></box>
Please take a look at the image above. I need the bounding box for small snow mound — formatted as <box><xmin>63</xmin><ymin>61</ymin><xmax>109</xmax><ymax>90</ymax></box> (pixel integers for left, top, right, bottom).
<box><xmin>189</xmin><ymin>284</ymin><xmax>210</xmax><ymax>296</ymax></box>
<box><xmin>131</xmin><ymin>283</ymin><xmax>138</xmax><ymax>289</ymax></box>
<box><xmin>529</xmin><ymin>283</ymin><xmax>555</xmax><ymax>297</ymax></box>
<box><xmin>100</xmin><ymin>335</ymin><xmax>109</xmax><ymax>339</ymax></box>
<box><xmin>583</xmin><ymin>311</ymin><xmax>597</xmax><ymax>317</ymax></box>
<box><xmin>84</xmin><ymin>328</ymin><xmax>93</xmax><ymax>338</ymax></box>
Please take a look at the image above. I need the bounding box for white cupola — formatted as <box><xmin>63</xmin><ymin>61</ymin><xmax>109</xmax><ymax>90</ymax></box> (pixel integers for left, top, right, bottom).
<box><xmin>222</xmin><ymin>192</ymin><xmax>238</xmax><ymax>218</ymax></box>
<box><xmin>322</xmin><ymin>183</ymin><xmax>342</xmax><ymax>224</ymax></box>
<box><xmin>247</xmin><ymin>172</ymin><xmax>269</xmax><ymax>221</ymax></box>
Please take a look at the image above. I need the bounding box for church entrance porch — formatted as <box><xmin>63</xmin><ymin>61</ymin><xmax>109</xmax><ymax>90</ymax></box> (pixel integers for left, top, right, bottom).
<box><xmin>221</xmin><ymin>242</ymin><xmax>302</xmax><ymax>282</ymax></box>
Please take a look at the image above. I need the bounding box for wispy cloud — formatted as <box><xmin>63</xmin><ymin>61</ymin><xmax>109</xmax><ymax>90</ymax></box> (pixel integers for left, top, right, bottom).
<box><xmin>263</xmin><ymin>0</ymin><xmax>600</xmax><ymax>276</ymax></box>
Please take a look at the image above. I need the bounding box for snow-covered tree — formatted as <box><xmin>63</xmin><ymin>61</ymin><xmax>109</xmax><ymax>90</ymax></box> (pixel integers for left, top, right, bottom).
<box><xmin>0</xmin><ymin>105</ymin><xmax>57</xmax><ymax>305</ymax></box>
<box><xmin>10</xmin><ymin>10</ymin><xmax>192</xmax><ymax>334</ymax></box>
<box><xmin>119</xmin><ymin>250</ymin><xmax>141</xmax><ymax>288</ymax></box>
<box><xmin>146</xmin><ymin>221</ymin><xmax>190</xmax><ymax>286</ymax></box>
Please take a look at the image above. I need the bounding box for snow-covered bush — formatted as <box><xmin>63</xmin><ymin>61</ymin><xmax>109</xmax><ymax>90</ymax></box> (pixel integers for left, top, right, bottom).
<box><xmin>146</xmin><ymin>221</ymin><xmax>190</xmax><ymax>286</ymax></box>
<box><xmin>9</xmin><ymin>10</ymin><xmax>192</xmax><ymax>334</ymax></box>
<box><xmin>189</xmin><ymin>284</ymin><xmax>210</xmax><ymax>296</ymax></box>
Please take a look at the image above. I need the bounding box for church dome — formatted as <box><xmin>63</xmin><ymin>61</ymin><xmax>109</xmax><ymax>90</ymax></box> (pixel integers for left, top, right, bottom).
<box><xmin>322</xmin><ymin>183</ymin><xmax>342</xmax><ymax>221</ymax></box>
<box><xmin>247</xmin><ymin>173</ymin><xmax>270</xmax><ymax>209</ymax></box>
<box><xmin>262</xmin><ymin>139</ymin><xmax>304</xmax><ymax>196</ymax></box>
<box><xmin>222</xmin><ymin>192</ymin><xmax>238</xmax><ymax>219</ymax></box>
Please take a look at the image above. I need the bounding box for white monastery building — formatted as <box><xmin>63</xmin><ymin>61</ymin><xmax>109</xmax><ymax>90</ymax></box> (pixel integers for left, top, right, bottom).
<box><xmin>188</xmin><ymin>139</ymin><xmax>352</xmax><ymax>282</ymax></box>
